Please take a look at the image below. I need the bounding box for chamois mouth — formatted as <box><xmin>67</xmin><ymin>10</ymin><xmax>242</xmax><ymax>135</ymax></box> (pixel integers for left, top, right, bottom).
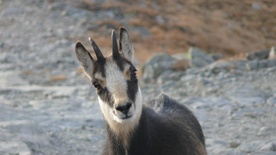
<box><xmin>114</xmin><ymin>112</ymin><xmax>133</xmax><ymax>120</ymax></box>
<box><xmin>112</xmin><ymin>113</ymin><xmax>133</xmax><ymax>123</ymax></box>
<box><xmin>121</xmin><ymin>115</ymin><xmax>132</xmax><ymax>119</ymax></box>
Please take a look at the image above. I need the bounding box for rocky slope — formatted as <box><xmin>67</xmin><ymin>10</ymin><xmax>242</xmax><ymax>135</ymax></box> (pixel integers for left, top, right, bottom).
<box><xmin>0</xmin><ymin>0</ymin><xmax>275</xmax><ymax>155</ymax></box>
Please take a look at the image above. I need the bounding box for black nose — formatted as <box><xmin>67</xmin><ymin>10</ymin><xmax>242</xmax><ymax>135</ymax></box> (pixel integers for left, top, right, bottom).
<box><xmin>116</xmin><ymin>102</ymin><xmax>132</xmax><ymax>115</ymax></box>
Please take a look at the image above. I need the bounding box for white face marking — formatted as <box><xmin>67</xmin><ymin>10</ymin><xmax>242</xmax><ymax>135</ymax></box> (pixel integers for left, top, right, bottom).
<box><xmin>105</xmin><ymin>60</ymin><xmax>128</xmax><ymax>104</ymax></box>
<box><xmin>97</xmin><ymin>59</ymin><xmax>142</xmax><ymax>136</ymax></box>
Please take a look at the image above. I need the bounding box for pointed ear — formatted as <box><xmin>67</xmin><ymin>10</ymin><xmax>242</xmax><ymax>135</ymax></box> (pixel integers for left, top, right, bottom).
<box><xmin>75</xmin><ymin>42</ymin><xmax>94</xmax><ymax>80</ymax></box>
<box><xmin>119</xmin><ymin>28</ymin><xmax>134</xmax><ymax>63</ymax></box>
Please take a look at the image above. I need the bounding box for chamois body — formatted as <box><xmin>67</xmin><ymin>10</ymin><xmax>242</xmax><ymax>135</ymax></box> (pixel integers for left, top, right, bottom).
<box><xmin>75</xmin><ymin>28</ymin><xmax>206</xmax><ymax>155</ymax></box>
<box><xmin>103</xmin><ymin>94</ymin><xmax>206</xmax><ymax>155</ymax></box>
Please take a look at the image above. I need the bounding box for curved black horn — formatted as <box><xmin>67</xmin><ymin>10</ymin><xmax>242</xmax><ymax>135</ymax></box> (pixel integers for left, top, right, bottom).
<box><xmin>111</xmin><ymin>30</ymin><xmax>120</xmax><ymax>60</ymax></box>
<box><xmin>89</xmin><ymin>37</ymin><xmax>105</xmax><ymax>62</ymax></box>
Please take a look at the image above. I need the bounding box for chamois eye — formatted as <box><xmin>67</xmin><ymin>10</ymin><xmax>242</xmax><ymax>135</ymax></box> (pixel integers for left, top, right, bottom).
<box><xmin>92</xmin><ymin>81</ymin><xmax>101</xmax><ymax>89</ymax></box>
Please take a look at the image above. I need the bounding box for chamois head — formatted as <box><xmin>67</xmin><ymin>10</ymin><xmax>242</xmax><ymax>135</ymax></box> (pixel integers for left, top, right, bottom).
<box><xmin>75</xmin><ymin>28</ymin><xmax>142</xmax><ymax>135</ymax></box>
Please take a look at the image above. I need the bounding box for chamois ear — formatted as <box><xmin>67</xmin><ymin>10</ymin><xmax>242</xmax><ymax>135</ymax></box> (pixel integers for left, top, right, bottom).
<box><xmin>119</xmin><ymin>27</ymin><xmax>134</xmax><ymax>63</ymax></box>
<box><xmin>75</xmin><ymin>42</ymin><xmax>94</xmax><ymax>80</ymax></box>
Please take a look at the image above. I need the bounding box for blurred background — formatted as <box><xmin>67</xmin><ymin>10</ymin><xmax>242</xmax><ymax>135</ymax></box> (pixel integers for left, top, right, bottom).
<box><xmin>62</xmin><ymin>0</ymin><xmax>276</xmax><ymax>61</ymax></box>
<box><xmin>1</xmin><ymin>0</ymin><xmax>275</xmax><ymax>85</ymax></box>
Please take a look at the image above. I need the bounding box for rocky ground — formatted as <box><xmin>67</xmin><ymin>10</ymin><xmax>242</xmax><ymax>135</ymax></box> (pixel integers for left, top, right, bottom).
<box><xmin>0</xmin><ymin>0</ymin><xmax>275</xmax><ymax>155</ymax></box>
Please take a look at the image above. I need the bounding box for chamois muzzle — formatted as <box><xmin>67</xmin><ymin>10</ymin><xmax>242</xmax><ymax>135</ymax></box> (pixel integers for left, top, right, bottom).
<box><xmin>115</xmin><ymin>102</ymin><xmax>132</xmax><ymax>116</ymax></box>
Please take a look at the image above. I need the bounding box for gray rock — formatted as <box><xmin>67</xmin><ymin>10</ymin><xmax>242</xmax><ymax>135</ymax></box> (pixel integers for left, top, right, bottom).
<box><xmin>155</xmin><ymin>15</ymin><xmax>166</xmax><ymax>24</ymax></box>
<box><xmin>207</xmin><ymin>61</ymin><xmax>240</xmax><ymax>74</ymax></box>
<box><xmin>252</xmin><ymin>2</ymin><xmax>261</xmax><ymax>10</ymax></box>
<box><xmin>257</xmin><ymin>127</ymin><xmax>274</xmax><ymax>136</ymax></box>
<box><xmin>188</xmin><ymin>47</ymin><xmax>215</xmax><ymax>68</ymax></box>
<box><xmin>246</xmin><ymin>50</ymin><xmax>270</xmax><ymax>60</ymax></box>
<box><xmin>142</xmin><ymin>53</ymin><xmax>175</xmax><ymax>83</ymax></box>
<box><xmin>246</xmin><ymin>59</ymin><xmax>276</xmax><ymax>70</ymax></box>
<box><xmin>211</xmin><ymin>53</ymin><xmax>224</xmax><ymax>61</ymax></box>
<box><xmin>157</xmin><ymin>70</ymin><xmax>184</xmax><ymax>85</ymax></box>
<box><xmin>239</xmin><ymin>140</ymin><xmax>265</xmax><ymax>153</ymax></box>
<box><xmin>261</xmin><ymin>142</ymin><xmax>276</xmax><ymax>151</ymax></box>
<box><xmin>229</xmin><ymin>141</ymin><xmax>241</xmax><ymax>148</ymax></box>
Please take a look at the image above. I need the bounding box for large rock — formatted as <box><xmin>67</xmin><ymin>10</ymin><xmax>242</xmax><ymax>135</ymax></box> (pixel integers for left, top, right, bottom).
<box><xmin>142</xmin><ymin>53</ymin><xmax>175</xmax><ymax>83</ymax></box>
<box><xmin>188</xmin><ymin>47</ymin><xmax>215</xmax><ymax>68</ymax></box>
<box><xmin>246</xmin><ymin>49</ymin><xmax>270</xmax><ymax>60</ymax></box>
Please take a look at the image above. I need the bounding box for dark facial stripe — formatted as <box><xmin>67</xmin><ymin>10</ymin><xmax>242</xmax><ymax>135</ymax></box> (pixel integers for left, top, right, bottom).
<box><xmin>127</xmin><ymin>65</ymin><xmax>138</xmax><ymax>104</ymax></box>
<box><xmin>99</xmin><ymin>87</ymin><xmax>114</xmax><ymax>107</ymax></box>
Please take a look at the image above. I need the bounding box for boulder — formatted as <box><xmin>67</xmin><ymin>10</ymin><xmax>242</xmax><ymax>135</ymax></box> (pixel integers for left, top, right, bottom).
<box><xmin>188</xmin><ymin>47</ymin><xmax>215</xmax><ymax>68</ymax></box>
<box><xmin>142</xmin><ymin>53</ymin><xmax>175</xmax><ymax>83</ymax></box>
<box><xmin>246</xmin><ymin>49</ymin><xmax>270</xmax><ymax>60</ymax></box>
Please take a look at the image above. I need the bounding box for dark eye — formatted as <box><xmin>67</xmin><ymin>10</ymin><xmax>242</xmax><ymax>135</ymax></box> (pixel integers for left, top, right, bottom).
<box><xmin>92</xmin><ymin>81</ymin><xmax>101</xmax><ymax>89</ymax></box>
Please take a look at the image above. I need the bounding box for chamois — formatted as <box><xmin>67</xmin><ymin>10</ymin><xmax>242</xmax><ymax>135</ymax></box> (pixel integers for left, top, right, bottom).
<box><xmin>75</xmin><ymin>28</ymin><xmax>207</xmax><ymax>155</ymax></box>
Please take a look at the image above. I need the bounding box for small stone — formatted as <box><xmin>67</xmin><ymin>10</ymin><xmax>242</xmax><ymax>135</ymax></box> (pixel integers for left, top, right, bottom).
<box><xmin>252</xmin><ymin>2</ymin><xmax>261</xmax><ymax>10</ymax></box>
<box><xmin>155</xmin><ymin>15</ymin><xmax>165</xmax><ymax>24</ymax></box>
<box><xmin>229</xmin><ymin>141</ymin><xmax>241</xmax><ymax>148</ymax></box>
<box><xmin>261</xmin><ymin>142</ymin><xmax>276</xmax><ymax>151</ymax></box>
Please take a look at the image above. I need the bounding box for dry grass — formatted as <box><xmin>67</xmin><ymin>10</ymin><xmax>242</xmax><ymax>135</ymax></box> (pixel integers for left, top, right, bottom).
<box><xmin>62</xmin><ymin>0</ymin><xmax>276</xmax><ymax>62</ymax></box>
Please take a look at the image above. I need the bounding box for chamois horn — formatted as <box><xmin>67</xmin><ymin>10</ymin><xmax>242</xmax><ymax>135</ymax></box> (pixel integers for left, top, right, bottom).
<box><xmin>89</xmin><ymin>37</ymin><xmax>105</xmax><ymax>62</ymax></box>
<box><xmin>111</xmin><ymin>30</ymin><xmax>120</xmax><ymax>60</ymax></box>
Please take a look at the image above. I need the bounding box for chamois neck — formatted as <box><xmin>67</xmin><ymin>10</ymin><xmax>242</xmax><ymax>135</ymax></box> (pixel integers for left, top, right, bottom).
<box><xmin>105</xmin><ymin>107</ymin><xmax>148</xmax><ymax>154</ymax></box>
<box><xmin>104</xmin><ymin>87</ymin><xmax>143</xmax><ymax>148</ymax></box>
